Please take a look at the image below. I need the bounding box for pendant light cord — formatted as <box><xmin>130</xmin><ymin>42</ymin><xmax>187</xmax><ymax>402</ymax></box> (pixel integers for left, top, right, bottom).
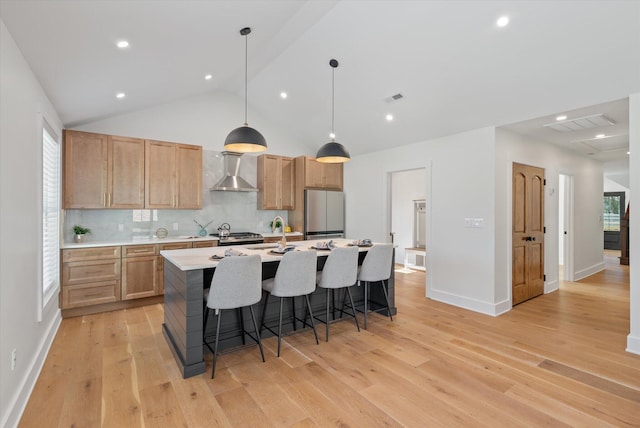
<box><xmin>244</xmin><ymin>33</ymin><xmax>248</xmax><ymax>126</ymax></box>
<box><xmin>331</xmin><ymin>66</ymin><xmax>335</xmax><ymax>139</ymax></box>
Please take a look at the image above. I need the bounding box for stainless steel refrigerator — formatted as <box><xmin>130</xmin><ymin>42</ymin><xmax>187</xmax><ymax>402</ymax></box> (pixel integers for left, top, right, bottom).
<box><xmin>304</xmin><ymin>189</ymin><xmax>345</xmax><ymax>239</ymax></box>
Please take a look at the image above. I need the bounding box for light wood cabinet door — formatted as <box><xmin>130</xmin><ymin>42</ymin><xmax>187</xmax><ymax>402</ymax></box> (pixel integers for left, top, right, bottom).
<box><xmin>192</xmin><ymin>240</ymin><xmax>218</xmax><ymax>248</ymax></box>
<box><xmin>145</xmin><ymin>140</ymin><xmax>202</xmax><ymax>209</ymax></box>
<box><xmin>176</xmin><ymin>144</ymin><xmax>202</xmax><ymax>209</ymax></box>
<box><xmin>122</xmin><ymin>255</ymin><xmax>158</xmax><ymax>300</ymax></box>
<box><xmin>257</xmin><ymin>155</ymin><xmax>295</xmax><ymax>210</ymax></box>
<box><xmin>157</xmin><ymin>242</ymin><xmax>193</xmax><ymax>294</ymax></box>
<box><xmin>62</xmin><ymin>280</ymin><xmax>121</xmax><ymax>309</ymax></box>
<box><xmin>302</xmin><ymin>157</ymin><xmax>343</xmax><ymax>190</ymax></box>
<box><xmin>145</xmin><ymin>140</ymin><xmax>177</xmax><ymax>208</ymax></box>
<box><xmin>108</xmin><ymin>135</ymin><xmax>145</xmax><ymax>208</ymax></box>
<box><xmin>63</xmin><ymin>130</ymin><xmax>109</xmax><ymax>208</ymax></box>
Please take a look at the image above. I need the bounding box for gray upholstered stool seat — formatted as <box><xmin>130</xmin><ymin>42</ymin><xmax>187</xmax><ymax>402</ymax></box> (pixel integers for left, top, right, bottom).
<box><xmin>203</xmin><ymin>254</ymin><xmax>265</xmax><ymax>378</ymax></box>
<box><xmin>356</xmin><ymin>243</ymin><xmax>394</xmax><ymax>329</ymax></box>
<box><xmin>314</xmin><ymin>246</ymin><xmax>360</xmax><ymax>341</ymax></box>
<box><xmin>260</xmin><ymin>249</ymin><xmax>319</xmax><ymax>357</ymax></box>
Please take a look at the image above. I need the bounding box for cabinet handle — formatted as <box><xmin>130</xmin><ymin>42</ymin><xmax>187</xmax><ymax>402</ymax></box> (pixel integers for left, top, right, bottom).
<box><xmin>103</xmin><ymin>193</ymin><xmax>107</xmax><ymax>207</ymax></box>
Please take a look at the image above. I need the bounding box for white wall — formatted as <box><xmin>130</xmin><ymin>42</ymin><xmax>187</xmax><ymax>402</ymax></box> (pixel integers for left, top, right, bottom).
<box><xmin>74</xmin><ymin>90</ymin><xmax>310</xmax><ymax>156</ymax></box>
<box><xmin>0</xmin><ymin>19</ymin><xmax>63</xmax><ymax>428</ymax></box>
<box><xmin>495</xmin><ymin>128</ymin><xmax>605</xmax><ymax>306</ymax></box>
<box><xmin>345</xmin><ymin>127</ymin><xmax>499</xmax><ymax>315</ymax></box>
<box><xmin>391</xmin><ymin>169</ymin><xmax>426</xmax><ymax>264</ymax></box>
<box><xmin>628</xmin><ymin>92</ymin><xmax>640</xmax><ymax>355</ymax></box>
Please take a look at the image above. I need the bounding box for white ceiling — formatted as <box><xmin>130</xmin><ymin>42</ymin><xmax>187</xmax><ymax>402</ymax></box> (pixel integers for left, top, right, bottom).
<box><xmin>1</xmin><ymin>1</ymin><xmax>639</xmax><ymax>163</ymax></box>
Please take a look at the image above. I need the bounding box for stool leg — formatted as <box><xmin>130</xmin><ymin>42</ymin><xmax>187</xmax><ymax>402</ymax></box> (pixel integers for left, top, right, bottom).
<box><xmin>363</xmin><ymin>281</ymin><xmax>369</xmax><ymax>330</ymax></box>
<box><xmin>291</xmin><ymin>296</ymin><xmax>297</xmax><ymax>332</ymax></box>
<box><xmin>260</xmin><ymin>291</ymin><xmax>270</xmax><ymax>336</ymax></box>
<box><xmin>248</xmin><ymin>305</ymin><xmax>265</xmax><ymax>363</ymax></box>
<box><xmin>305</xmin><ymin>294</ymin><xmax>319</xmax><ymax>345</ymax></box>
<box><xmin>346</xmin><ymin>287</ymin><xmax>360</xmax><ymax>332</ymax></box>
<box><xmin>212</xmin><ymin>310</ymin><xmax>222</xmax><ymax>379</ymax></box>
<box><xmin>381</xmin><ymin>279</ymin><xmax>393</xmax><ymax>321</ymax></box>
<box><xmin>277</xmin><ymin>297</ymin><xmax>284</xmax><ymax>357</ymax></box>
<box><xmin>238</xmin><ymin>307</ymin><xmax>246</xmax><ymax>345</ymax></box>
<box><xmin>325</xmin><ymin>288</ymin><xmax>330</xmax><ymax>342</ymax></box>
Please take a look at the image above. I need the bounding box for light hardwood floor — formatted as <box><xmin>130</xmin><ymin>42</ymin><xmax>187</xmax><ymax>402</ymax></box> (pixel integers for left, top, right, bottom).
<box><xmin>20</xmin><ymin>253</ymin><xmax>639</xmax><ymax>427</ymax></box>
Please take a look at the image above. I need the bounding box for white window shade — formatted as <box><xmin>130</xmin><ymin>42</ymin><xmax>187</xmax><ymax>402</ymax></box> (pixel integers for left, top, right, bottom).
<box><xmin>42</xmin><ymin>126</ymin><xmax>60</xmax><ymax>298</ymax></box>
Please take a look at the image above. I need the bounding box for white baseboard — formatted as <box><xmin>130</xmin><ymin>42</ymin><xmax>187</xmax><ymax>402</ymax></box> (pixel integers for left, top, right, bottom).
<box><xmin>574</xmin><ymin>262</ymin><xmax>606</xmax><ymax>281</ymax></box>
<box><xmin>428</xmin><ymin>288</ymin><xmax>509</xmax><ymax>317</ymax></box>
<box><xmin>627</xmin><ymin>334</ymin><xmax>640</xmax><ymax>355</ymax></box>
<box><xmin>545</xmin><ymin>280</ymin><xmax>559</xmax><ymax>294</ymax></box>
<box><xmin>2</xmin><ymin>311</ymin><xmax>61</xmax><ymax>428</ymax></box>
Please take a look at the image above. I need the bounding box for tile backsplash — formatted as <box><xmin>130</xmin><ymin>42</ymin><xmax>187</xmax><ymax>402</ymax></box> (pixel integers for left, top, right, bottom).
<box><xmin>63</xmin><ymin>150</ymin><xmax>288</xmax><ymax>243</ymax></box>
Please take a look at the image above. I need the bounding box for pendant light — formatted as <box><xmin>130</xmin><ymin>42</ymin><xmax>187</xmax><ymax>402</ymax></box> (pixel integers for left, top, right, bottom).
<box><xmin>224</xmin><ymin>27</ymin><xmax>267</xmax><ymax>153</ymax></box>
<box><xmin>316</xmin><ymin>59</ymin><xmax>350</xmax><ymax>163</ymax></box>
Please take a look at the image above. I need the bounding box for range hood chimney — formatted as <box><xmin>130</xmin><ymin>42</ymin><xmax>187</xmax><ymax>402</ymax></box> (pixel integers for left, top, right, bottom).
<box><xmin>210</xmin><ymin>151</ymin><xmax>257</xmax><ymax>192</ymax></box>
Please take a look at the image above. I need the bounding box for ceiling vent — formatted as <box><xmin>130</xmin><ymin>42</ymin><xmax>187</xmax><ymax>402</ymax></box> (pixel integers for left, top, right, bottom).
<box><xmin>385</xmin><ymin>93</ymin><xmax>404</xmax><ymax>103</ymax></box>
<box><xmin>544</xmin><ymin>114</ymin><xmax>615</xmax><ymax>132</ymax></box>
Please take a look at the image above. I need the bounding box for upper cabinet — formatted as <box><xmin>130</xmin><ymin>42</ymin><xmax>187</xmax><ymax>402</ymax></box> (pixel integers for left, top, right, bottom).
<box><xmin>63</xmin><ymin>130</ymin><xmax>145</xmax><ymax>209</ymax></box>
<box><xmin>257</xmin><ymin>154</ymin><xmax>295</xmax><ymax>210</ymax></box>
<box><xmin>63</xmin><ymin>130</ymin><xmax>202</xmax><ymax>210</ymax></box>
<box><xmin>297</xmin><ymin>156</ymin><xmax>343</xmax><ymax>190</ymax></box>
<box><xmin>145</xmin><ymin>140</ymin><xmax>202</xmax><ymax>209</ymax></box>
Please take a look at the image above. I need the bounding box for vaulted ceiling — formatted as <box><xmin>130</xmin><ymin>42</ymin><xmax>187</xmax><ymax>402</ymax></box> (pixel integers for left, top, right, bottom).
<box><xmin>1</xmin><ymin>1</ymin><xmax>639</xmax><ymax>167</ymax></box>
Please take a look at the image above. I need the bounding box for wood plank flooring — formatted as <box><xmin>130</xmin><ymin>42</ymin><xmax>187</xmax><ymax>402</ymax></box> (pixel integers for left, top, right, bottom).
<box><xmin>20</xmin><ymin>253</ymin><xmax>639</xmax><ymax>427</ymax></box>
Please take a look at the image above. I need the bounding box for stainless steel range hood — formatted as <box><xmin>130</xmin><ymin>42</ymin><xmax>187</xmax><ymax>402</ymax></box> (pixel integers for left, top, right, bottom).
<box><xmin>209</xmin><ymin>151</ymin><xmax>257</xmax><ymax>192</ymax></box>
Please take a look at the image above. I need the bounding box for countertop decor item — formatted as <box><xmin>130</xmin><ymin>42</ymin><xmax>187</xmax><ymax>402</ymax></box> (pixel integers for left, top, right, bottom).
<box><xmin>73</xmin><ymin>225</ymin><xmax>91</xmax><ymax>243</ymax></box>
<box><xmin>194</xmin><ymin>219</ymin><xmax>214</xmax><ymax>236</ymax></box>
<box><xmin>223</xmin><ymin>27</ymin><xmax>267</xmax><ymax>153</ymax></box>
<box><xmin>316</xmin><ymin>59</ymin><xmax>350</xmax><ymax>163</ymax></box>
<box><xmin>156</xmin><ymin>227</ymin><xmax>168</xmax><ymax>239</ymax></box>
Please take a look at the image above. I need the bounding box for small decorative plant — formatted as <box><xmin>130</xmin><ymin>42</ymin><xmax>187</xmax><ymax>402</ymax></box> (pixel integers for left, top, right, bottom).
<box><xmin>73</xmin><ymin>225</ymin><xmax>91</xmax><ymax>235</ymax></box>
<box><xmin>73</xmin><ymin>225</ymin><xmax>91</xmax><ymax>243</ymax></box>
<box><xmin>270</xmin><ymin>219</ymin><xmax>283</xmax><ymax>229</ymax></box>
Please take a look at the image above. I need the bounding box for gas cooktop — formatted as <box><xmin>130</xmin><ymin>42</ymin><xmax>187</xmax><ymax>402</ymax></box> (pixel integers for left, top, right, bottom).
<box><xmin>209</xmin><ymin>232</ymin><xmax>264</xmax><ymax>245</ymax></box>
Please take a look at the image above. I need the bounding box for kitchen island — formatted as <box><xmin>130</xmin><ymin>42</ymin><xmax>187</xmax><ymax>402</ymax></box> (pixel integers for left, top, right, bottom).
<box><xmin>161</xmin><ymin>238</ymin><xmax>396</xmax><ymax>378</ymax></box>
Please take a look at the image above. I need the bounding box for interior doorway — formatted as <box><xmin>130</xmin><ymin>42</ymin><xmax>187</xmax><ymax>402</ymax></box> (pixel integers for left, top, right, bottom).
<box><xmin>388</xmin><ymin>168</ymin><xmax>427</xmax><ymax>269</ymax></box>
<box><xmin>603</xmin><ymin>191</ymin><xmax>626</xmax><ymax>250</ymax></box>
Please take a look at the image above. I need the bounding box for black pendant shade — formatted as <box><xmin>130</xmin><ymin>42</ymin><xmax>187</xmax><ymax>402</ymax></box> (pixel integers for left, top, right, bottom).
<box><xmin>316</xmin><ymin>141</ymin><xmax>350</xmax><ymax>163</ymax></box>
<box><xmin>224</xmin><ymin>27</ymin><xmax>267</xmax><ymax>153</ymax></box>
<box><xmin>224</xmin><ymin>125</ymin><xmax>267</xmax><ymax>153</ymax></box>
<box><xmin>316</xmin><ymin>58</ymin><xmax>350</xmax><ymax>163</ymax></box>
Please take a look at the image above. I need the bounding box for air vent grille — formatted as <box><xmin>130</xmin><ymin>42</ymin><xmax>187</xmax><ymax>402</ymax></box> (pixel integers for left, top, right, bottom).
<box><xmin>544</xmin><ymin>114</ymin><xmax>615</xmax><ymax>132</ymax></box>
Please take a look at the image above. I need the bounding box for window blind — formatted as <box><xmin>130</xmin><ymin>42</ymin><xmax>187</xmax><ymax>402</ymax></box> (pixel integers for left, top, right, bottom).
<box><xmin>42</xmin><ymin>127</ymin><xmax>60</xmax><ymax>296</ymax></box>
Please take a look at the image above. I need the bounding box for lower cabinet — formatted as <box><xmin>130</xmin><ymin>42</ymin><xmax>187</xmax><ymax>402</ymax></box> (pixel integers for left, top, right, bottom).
<box><xmin>264</xmin><ymin>235</ymin><xmax>304</xmax><ymax>244</ymax></box>
<box><xmin>122</xmin><ymin>244</ymin><xmax>158</xmax><ymax>300</ymax></box>
<box><xmin>61</xmin><ymin>247</ymin><xmax>121</xmax><ymax>309</ymax></box>
<box><xmin>61</xmin><ymin>240</ymin><xmax>218</xmax><ymax>313</ymax></box>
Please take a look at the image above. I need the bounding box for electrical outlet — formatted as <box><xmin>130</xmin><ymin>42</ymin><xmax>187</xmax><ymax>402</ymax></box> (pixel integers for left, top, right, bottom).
<box><xmin>11</xmin><ymin>348</ymin><xmax>16</xmax><ymax>371</ymax></box>
<box><xmin>173</xmin><ymin>223</ymin><xmax>179</xmax><ymax>230</ymax></box>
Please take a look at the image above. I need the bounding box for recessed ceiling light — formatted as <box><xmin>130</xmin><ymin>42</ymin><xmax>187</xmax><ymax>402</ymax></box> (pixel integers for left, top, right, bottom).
<box><xmin>595</xmin><ymin>133</ymin><xmax>605</xmax><ymax>138</ymax></box>
<box><xmin>385</xmin><ymin>114</ymin><xmax>394</xmax><ymax>121</ymax></box>
<box><xmin>280</xmin><ymin>92</ymin><xmax>288</xmax><ymax>99</ymax></box>
<box><xmin>116</xmin><ymin>40</ymin><xmax>129</xmax><ymax>49</ymax></box>
<box><xmin>116</xmin><ymin>92</ymin><xmax>126</xmax><ymax>99</ymax></box>
<box><xmin>205</xmin><ymin>74</ymin><xmax>213</xmax><ymax>80</ymax></box>
<box><xmin>496</xmin><ymin>16</ymin><xmax>510</xmax><ymax>27</ymax></box>
<box><xmin>556</xmin><ymin>115</ymin><xmax>567</xmax><ymax>121</ymax></box>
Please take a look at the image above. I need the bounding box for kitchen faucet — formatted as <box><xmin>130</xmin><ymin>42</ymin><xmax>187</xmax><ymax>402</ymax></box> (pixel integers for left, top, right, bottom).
<box><xmin>271</xmin><ymin>215</ymin><xmax>287</xmax><ymax>248</ymax></box>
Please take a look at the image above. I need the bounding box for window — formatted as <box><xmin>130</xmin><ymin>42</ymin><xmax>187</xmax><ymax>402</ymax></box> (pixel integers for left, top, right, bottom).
<box><xmin>42</xmin><ymin>124</ymin><xmax>60</xmax><ymax>305</ymax></box>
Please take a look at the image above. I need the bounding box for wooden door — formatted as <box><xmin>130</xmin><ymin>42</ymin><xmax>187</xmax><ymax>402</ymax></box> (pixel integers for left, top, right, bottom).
<box><xmin>512</xmin><ymin>162</ymin><xmax>545</xmax><ymax>305</ymax></box>
<box><xmin>176</xmin><ymin>144</ymin><xmax>202</xmax><ymax>209</ymax></box>
<box><xmin>108</xmin><ymin>135</ymin><xmax>145</xmax><ymax>208</ymax></box>
<box><xmin>63</xmin><ymin>130</ymin><xmax>109</xmax><ymax>208</ymax></box>
<box><xmin>122</xmin><ymin>255</ymin><xmax>158</xmax><ymax>300</ymax></box>
<box><xmin>145</xmin><ymin>140</ymin><xmax>176</xmax><ymax>208</ymax></box>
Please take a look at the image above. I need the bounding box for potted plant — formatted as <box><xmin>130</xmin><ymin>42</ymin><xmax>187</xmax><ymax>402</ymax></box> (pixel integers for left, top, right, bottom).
<box><xmin>269</xmin><ymin>219</ymin><xmax>283</xmax><ymax>232</ymax></box>
<box><xmin>73</xmin><ymin>225</ymin><xmax>91</xmax><ymax>243</ymax></box>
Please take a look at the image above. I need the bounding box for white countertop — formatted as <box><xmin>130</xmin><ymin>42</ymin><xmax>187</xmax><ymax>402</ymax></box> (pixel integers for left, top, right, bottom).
<box><xmin>161</xmin><ymin>238</ymin><xmax>374</xmax><ymax>271</ymax></box>
<box><xmin>61</xmin><ymin>235</ymin><xmax>219</xmax><ymax>249</ymax></box>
